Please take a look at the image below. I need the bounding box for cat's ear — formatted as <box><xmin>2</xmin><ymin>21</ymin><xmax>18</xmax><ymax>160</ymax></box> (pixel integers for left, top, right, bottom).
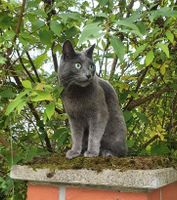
<box><xmin>85</xmin><ymin>44</ymin><xmax>95</xmax><ymax>59</ymax></box>
<box><xmin>62</xmin><ymin>40</ymin><xmax>76</xmax><ymax>59</ymax></box>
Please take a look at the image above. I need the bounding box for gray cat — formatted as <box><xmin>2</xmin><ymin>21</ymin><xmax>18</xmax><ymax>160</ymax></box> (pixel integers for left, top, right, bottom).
<box><xmin>59</xmin><ymin>40</ymin><xmax>128</xmax><ymax>159</ymax></box>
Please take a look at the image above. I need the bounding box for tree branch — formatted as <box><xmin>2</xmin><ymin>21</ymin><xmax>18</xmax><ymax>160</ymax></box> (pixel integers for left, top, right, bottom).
<box><xmin>7</xmin><ymin>0</ymin><xmax>26</xmax><ymax>56</ymax></box>
<box><xmin>124</xmin><ymin>66</ymin><xmax>149</xmax><ymax>110</ymax></box>
<box><xmin>141</xmin><ymin>135</ymin><xmax>159</xmax><ymax>150</ymax></box>
<box><xmin>109</xmin><ymin>56</ymin><xmax>118</xmax><ymax>80</ymax></box>
<box><xmin>99</xmin><ymin>39</ymin><xmax>110</xmax><ymax>76</ymax></box>
<box><xmin>125</xmin><ymin>86</ymin><xmax>172</xmax><ymax>111</ymax></box>
<box><xmin>28</xmin><ymin>103</ymin><xmax>53</xmax><ymax>152</ymax></box>
<box><xmin>126</xmin><ymin>0</ymin><xmax>135</xmax><ymax>17</ymax></box>
<box><xmin>167</xmin><ymin>92</ymin><xmax>177</xmax><ymax>132</ymax></box>
<box><xmin>8</xmin><ymin>62</ymin><xmax>23</xmax><ymax>89</ymax></box>
<box><xmin>0</xmin><ymin>135</ymin><xmax>9</xmax><ymax>148</ymax></box>
<box><xmin>43</xmin><ymin>0</ymin><xmax>58</xmax><ymax>73</ymax></box>
<box><xmin>26</xmin><ymin>51</ymin><xmax>41</xmax><ymax>82</ymax></box>
<box><xmin>16</xmin><ymin>50</ymin><xmax>35</xmax><ymax>83</ymax></box>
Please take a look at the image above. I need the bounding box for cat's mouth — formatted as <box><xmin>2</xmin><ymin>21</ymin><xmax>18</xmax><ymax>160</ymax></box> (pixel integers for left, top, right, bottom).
<box><xmin>76</xmin><ymin>80</ymin><xmax>91</xmax><ymax>87</ymax></box>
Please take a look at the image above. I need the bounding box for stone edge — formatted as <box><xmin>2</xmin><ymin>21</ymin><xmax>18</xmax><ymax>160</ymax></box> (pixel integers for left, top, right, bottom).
<box><xmin>10</xmin><ymin>165</ymin><xmax>177</xmax><ymax>192</ymax></box>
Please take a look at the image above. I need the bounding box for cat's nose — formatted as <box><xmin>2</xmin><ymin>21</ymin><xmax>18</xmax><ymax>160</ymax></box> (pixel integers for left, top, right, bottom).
<box><xmin>86</xmin><ymin>74</ymin><xmax>91</xmax><ymax>79</ymax></box>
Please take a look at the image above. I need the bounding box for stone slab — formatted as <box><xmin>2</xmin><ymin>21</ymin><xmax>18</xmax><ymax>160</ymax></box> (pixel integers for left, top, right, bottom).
<box><xmin>10</xmin><ymin>165</ymin><xmax>177</xmax><ymax>192</ymax></box>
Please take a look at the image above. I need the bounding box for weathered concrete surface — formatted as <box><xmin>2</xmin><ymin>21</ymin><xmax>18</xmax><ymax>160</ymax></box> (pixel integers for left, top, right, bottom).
<box><xmin>10</xmin><ymin>165</ymin><xmax>177</xmax><ymax>192</ymax></box>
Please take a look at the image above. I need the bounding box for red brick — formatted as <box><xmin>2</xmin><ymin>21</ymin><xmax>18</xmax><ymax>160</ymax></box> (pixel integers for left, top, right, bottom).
<box><xmin>66</xmin><ymin>187</ymin><xmax>149</xmax><ymax>200</ymax></box>
<box><xmin>148</xmin><ymin>189</ymin><xmax>160</xmax><ymax>200</ymax></box>
<box><xmin>162</xmin><ymin>181</ymin><xmax>177</xmax><ymax>200</ymax></box>
<box><xmin>27</xmin><ymin>184</ymin><xmax>59</xmax><ymax>200</ymax></box>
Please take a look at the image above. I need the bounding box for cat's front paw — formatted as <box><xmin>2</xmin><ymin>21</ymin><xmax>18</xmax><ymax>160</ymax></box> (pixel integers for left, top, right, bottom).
<box><xmin>66</xmin><ymin>150</ymin><xmax>81</xmax><ymax>159</ymax></box>
<box><xmin>84</xmin><ymin>150</ymin><xmax>99</xmax><ymax>157</ymax></box>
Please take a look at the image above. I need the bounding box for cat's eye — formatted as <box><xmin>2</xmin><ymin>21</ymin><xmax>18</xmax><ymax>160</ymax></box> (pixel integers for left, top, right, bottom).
<box><xmin>89</xmin><ymin>64</ymin><xmax>94</xmax><ymax>70</ymax></box>
<box><xmin>75</xmin><ymin>63</ymin><xmax>82</xmax><ymax>70</ymax></box>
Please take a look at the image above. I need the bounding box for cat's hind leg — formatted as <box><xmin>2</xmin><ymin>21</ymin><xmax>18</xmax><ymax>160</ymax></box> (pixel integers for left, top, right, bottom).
<box><xmin>110</xmin><ymin>140</ymin><xmax>128</xmax><ymax>157</ymax></box>
<box><xmin>100</xmin><ymin>149</ymin><xmax>113</xmax><ymax>157</ymax></box>
<box><xmin>101</xmin><ymin>137</ymin><xmax>128</xmax><ymax>157</ymax></box>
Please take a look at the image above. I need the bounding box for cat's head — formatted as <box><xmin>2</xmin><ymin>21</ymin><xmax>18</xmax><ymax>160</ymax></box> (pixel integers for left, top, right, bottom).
<box><xmin>59</xmin><ymin>40</ymin><xmax>96</xmax><ymax>88</ymax></box>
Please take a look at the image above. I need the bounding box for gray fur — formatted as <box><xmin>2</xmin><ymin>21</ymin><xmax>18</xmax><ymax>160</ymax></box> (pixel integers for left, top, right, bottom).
<box><xmin>58</xmin><ymin>40</ymin><xmax>128</xmax><ymax>159</ymax></box>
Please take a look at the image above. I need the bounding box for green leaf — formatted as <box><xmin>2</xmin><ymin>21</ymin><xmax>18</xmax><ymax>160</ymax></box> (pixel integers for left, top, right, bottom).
<box><xmin>156</xmin><ymin>43</ymin><xmax>169</xmax><ymax>58</ymax></box>
<box><xmin>127</xmin><ymin>140</ymin><xmax>135</xmax><ymax>148</ymax></box>
<box><xmin>160</xmin><ymin>64</ymin><xmax>167</xmax><ymax>75</ymax></box>
<box><xmin>125</xmin><ymin>11</ymin><xmax>141</xmax><ymax>22</ymax></box>
<box><xmin>52</xmin><ymin>127</ymin><xmax>66</xmax><ymax>139</ymax></box>
<box><xmin>22</xmin><ymin>80</ymin><xmax>32</xmax><ymax>89</ymax></box>
<box><xmin>145</xmin><ymin>50</ymin><xmax>154</xmax><ymax>66</ymax></box>
<box><xmin>5</xmin><ymin>90</ymin><xmax>29</xmax><ymax>115</ymax></box>
<box><xmin>59</xmin><ymin>12</ymin><xmax>81</xmax><ymax>24</ymax></box>
<box><xmin>110</xmin><ymin>36</ymin><xmax>125</xmax><ymax>62</ymax></box>
<box><xmin>31</xmin><ymin>91</ymin><xmax>53</xmax><ymax>102</ymax></box>
<box><xmin>45</xmin><ymin>102</ymin><xmax>55</xmax><ymax>120</ymax></box>
<box><xmin>19</xmin><ymin>31</ymin><xmax>37</xmax><ymax>48</ymax></box>
<box><xmin>53</xmin><ymin>127</ymin><xmax>69</xmax><ymax>149</ymax></box>
<box><xmin>5</xmin><ymin>98</ymin><xmax>24</xmax><ymax>115</ymax></box>
<box><xmin>17</xmin><ymin>101</ymin><xmax>27</xmax><ymax>114</ymax></box>
<box><xmin>123</xmin><ymin>111</ymin><xmax>133</xmax><ymax>123</ymax></box>
<box><xmin>32</xmin><ymin>19</ymin><xmax>45</xmax><ymax>31</ymax></box>
<box><xmin>165</xmin><ymin>30</ymin><xmax>174</xmax><ymax>44</ymax></box>
<box><xmin>150</xmin><ymin>7</ymin><xmax>177</xmax><ymax>21</ymax></box>
<box><xmin>0</xmin><ymin>14</ymin><xmax>13</xmax><ymax>28</ymax></box>
<box><xmin>34</xmin><ymin>53</ymin><xmax>48</xmax><ymax>69</ymax></box>
<box><xmin>0</xmin><ymin>88</ymin><xmax>15</xmax><ymax>98</ymax></box>
<box><xmin>136</xmin><ymin>22</ymin><xmax>147</xmax><ymax>34</ymax></box>
<box><xmin>78</xmin><ymin>23</ymin><xmax>103</xmax><ymax>45</ymax></box>
<box><xmin>98</xmin><ymin>0</ymin><xmax>109</xmax><ymax>6</ymax></box>
<box><xmin>50</xmin><ymin>20</ymin><xmax>62</xmax><ymax>37</ymax></box>
<box><xmin>0</xmin><ymin>56</ymin><xmax>6</xmax><ymax>64</ymax></box>
<box><xmin>117</xmin><ymin>19</ymin><xmax>142</xmax><ymax>37</ymax></box>
<box><xmin>151</xmin><ymin>143</ymin><xmax>170</xmax><ymax>155</ymax></box>
<box><xmin>96</xmin><ymin>12</ymin><xmax>107</xmax><ymax>18</ymax></box>
<box><xmin>136</xmin><ymin>112</ymin><xmax>148</xmax><ymax>123</ymax></box>
<box><xmin>133</xmin><ymin>44</ymin><xmax>147</xmax><ymax>59</ymax></box>
<box><xmin>15</xmin><ymin>90</ymin><xmax>29</xmax><ymax>101</ymax></box>
<box><xmin>39</xmin><ymin>30</ymin><xmax>52</xmax><ymax>46</ymax></box>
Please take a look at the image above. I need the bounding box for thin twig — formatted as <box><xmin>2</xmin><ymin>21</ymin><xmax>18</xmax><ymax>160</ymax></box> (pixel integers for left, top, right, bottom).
<box><xmin>16</xmin><ymin>50</ymin><xmax>35</xmax><ymax>83</ymax></box>
<box><xmin>109</xmin><ymin>56</ymin><xmax>118</xmax><ymax>80</ymax></box>
<box><xmin>126</xmin><ymin>0</ymin><xmax>135</xmax><ymax>17</ymax></box>
<box><xmin>26</xmin><ymin>51</ymin><xmax>41</xmax><ymax>83</ymax></box>
<box><xmin>7</xmin><ymin>0</ymin><xmax>26</xmax><ymax>56</ymax></box>
<box><xmin>99</xmin><ymin>40</ymin><xmax>110</xmax><ymax>76</ymax></box>
<box><xmin>21</xmin><ymin>113</ymin><xmax>45</xmax><ymax>149</ymax></box>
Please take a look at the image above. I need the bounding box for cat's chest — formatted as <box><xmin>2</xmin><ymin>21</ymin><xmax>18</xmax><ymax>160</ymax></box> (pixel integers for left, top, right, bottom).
<box><xmin>62</xmin><ymin>92</ymin><xmax>96</xmax><ymax>118</ymax></box>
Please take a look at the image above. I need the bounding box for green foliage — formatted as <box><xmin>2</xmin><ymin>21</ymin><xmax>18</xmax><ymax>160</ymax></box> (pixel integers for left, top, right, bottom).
<box><xmin>78</xmin><ymin>23</ymin><xmax>103</xmax><ymax>45</ymax></box>
<box><xmin>45</xmin><ymin>102</ymin><xmax>55</xmax><ymax>120</ymax></box>
<box><xmin>145</xmin><ymin>50</ymin><xmax>154</xmax><ymax>66</ymax></box>
<box><xmin>0</xmin><ymin>0</ymin><xmax>177</xmax><ymax>198</ymax></box>
<box><xmin>110</xmin><ymin>36</ymin><xmax>125</xmax><ymax>62</ymax></box>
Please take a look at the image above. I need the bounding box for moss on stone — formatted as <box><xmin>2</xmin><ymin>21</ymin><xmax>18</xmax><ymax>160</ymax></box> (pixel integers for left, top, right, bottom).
<box><xmin>23</xmin><ymin>154</ymin><xmax>177</xmax><ymax>172</ymax></box>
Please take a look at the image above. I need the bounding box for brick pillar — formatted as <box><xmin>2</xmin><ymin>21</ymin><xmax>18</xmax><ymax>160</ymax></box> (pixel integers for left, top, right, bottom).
<box><xmin>27</xmin><ymin>184</ymin><xmax>59</xmax><ymax>200</ymax></box>
<box><xmin>26</xmin><ymin>181</ymin><xmax>177</xmax><ymax>200</ymax></box>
